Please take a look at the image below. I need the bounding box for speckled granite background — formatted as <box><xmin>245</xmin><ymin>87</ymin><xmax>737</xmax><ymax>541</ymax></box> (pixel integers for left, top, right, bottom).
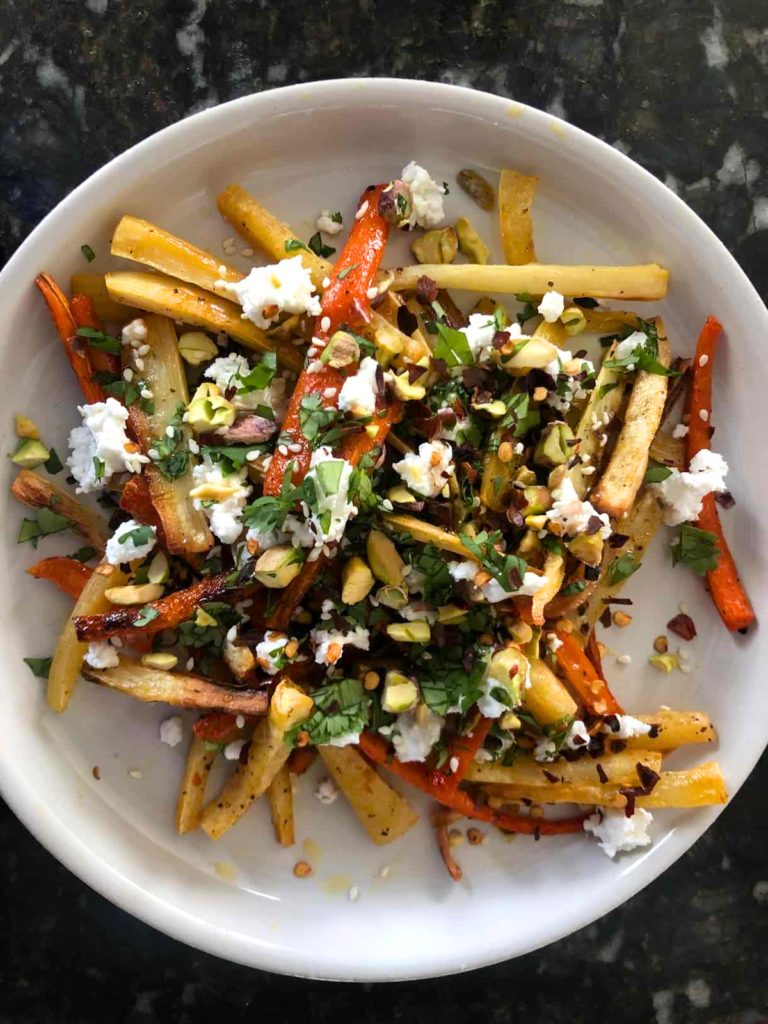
<box><xmin>1</xmin><ymin>0</ymin><xmax>767</xmax><ymax>1020</ymax></box>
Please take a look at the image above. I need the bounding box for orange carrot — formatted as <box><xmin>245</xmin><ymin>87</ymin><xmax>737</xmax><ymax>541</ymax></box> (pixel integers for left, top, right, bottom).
<box><xmin>357</xmin><ymin>732</ymin><xmax>586</xmax><ymax>836</ymax></box>
<box><xmin>288</xmin><ymin>746</ymin><xmax>318</xmax><ymax>776</ymax></box>
<box><xmin>430</xmin><ymin>716</ymin><xmax>493</xmax><ymax>799</ymax></box>
<box><xmin>119</xmin><ymin>475</ymin><xmax>167</xmax><ymax>543</ymax></box>
<box><xmin>553</xmin><ymin>632</ymin><xmax>624</xmax><ymax>715</ymax></box>
<box><xmin>27</xmin><ymin>556</ymin><xmax>92</xmax><ymax>600</ymax></box>
<box><xmin>71</xmin><ymin>292</ymin><xmax>121</xmax><ymax>377</ymax></box>
<box><xmin>687</xmin><ymin>317</ymin><xmax>755</xmax><ymax>632</ymax></box>
<box><xmin>35</xmin><ymin>274</ymin><xmax>106</xmax><ymax>404</ymax></box>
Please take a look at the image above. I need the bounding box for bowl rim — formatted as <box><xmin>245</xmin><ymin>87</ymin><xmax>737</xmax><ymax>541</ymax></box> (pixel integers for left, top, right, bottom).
<box><xmin>2</xmin><ymin>77</ymin><xmax>766</xmax><ymax>981</ymax></box>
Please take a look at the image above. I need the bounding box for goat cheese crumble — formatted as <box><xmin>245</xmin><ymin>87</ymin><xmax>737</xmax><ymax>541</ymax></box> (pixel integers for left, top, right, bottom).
<box><xmin>84</xmin><ymin>641</ymin><xmax>120</xmax><ymax>669</ymax></box>
<box><xmin>204</xmin><ymin>352</ymin><xmax>287</xmax><ymax>418</ymax></box>
<box><xmin>121</xmin><ymin>318</ymin><xmax>148</xmax><ymax>346</ymax></box>
<box><xmin>401</xmin><ymin>161</ymin><xmax>446</xmax><ymax>229</ymax></box>
<box><xmin>316</xmin><ymin>210</ymin><xmax>343</xmax><ymax>235</ymax></box>
<box><xmin>584</xmin><ymin>807</ymin><xmax>654</xmax><ymax>859</ymax></box>
<box><xmin>191</xmin><ymin>456</ymin><xmax>252</xmax><ymax>544</ymax></box>
<box><xmin>544</xmin><ymin>350</ymin><xmax>596</xmax><ymax>413</ymax></box>
<box><xmin>393</xmin><ymin>440</ymin><xmax>455</xmax><ymax>498</ymax></box>
<box><xmin>216</xmin><ymin>256</ymin><xmax>322</xmax><ymax>329</ymax></box>
<box><xmin>447</xmin><ymin>558</ymin><xmax>549</xmax><ymax>603</ymax></box>
<box><xmin>546</xmin><ymin>476</ymin><xmax>612</xmax><ymax>539</ymax></box>
<box><xmin>392</xmin><ymin>706</ymin><xmax>444</xmax><ymax>762</ymax></box>
<box><xmin>310</xmin><ymin>625</ymin><xmax>370</xmax><ymax>666</ymax></box>
<box><xmin>159</xmin><ymin>715</ymin><xmax>184</xmax><ymax>747</ymax></box>
<box><xmin>650</xmin><ymin>449</ymin><xmax>729</xmax><ymax>525</ymax></box>
<box><xmin>283</xmin><ymin>446</ymin><xmax>356</xmax><ymax>551</ymax></box>
<box><xmin>315</xmin><ymin>777</ymin><xmax>340</xmax><ymax>804</ymax></box>
<box><xmin>338</xmin><ymin>357</ymin><xmax>387</xmax><ymax>419</ymax></box>
<box><xmin>534</xmin><ymin>719</ymin><xmax>591</xmax><ymax>761</ymax></box>
<box><xmin>604</xmin><ymin>714</ymin><xmax>653</xmax><ymax>739</ymax></box>
<box><xmin>538</xmin><ymin>290</ymin><xmax>565</xmax><ymax>323</ymax></box>
<box><xmin>105</xmin><ymin>518</ymin><xmax>157</xmax><ymax>565</ymax></box>
<box><xmin>255</xmin><ymin>633</ymin><xmax>289</xmax><ymax>675</ymax></box>
<box><xmin>67</xmin><ymin>397</ymin><xmax>150</xmax><ymax>493</ymax></box>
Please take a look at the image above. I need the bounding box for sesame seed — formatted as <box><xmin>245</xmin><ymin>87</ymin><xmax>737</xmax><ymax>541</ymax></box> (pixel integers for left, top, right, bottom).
<box><xmin>236</xmin><ymin>715</ymin><xmax>245</xmax><ymax>728</ymax></box>
<box><xmin>188</xmin><ymin>439</ymin><xmax>200</xmax><ymax>454</ymax></box>
<box><xmin>128</xmin><ymin>769</ymin><xmax>143</xmax><ymax>779</ymax></box>
<box><xmin>148</xmin><ymin>448</ymin><xmax>160</xmax><ymax>460</ymax></box>
<box><xmin>289</xmin><ymin>443</ymin><xmax>303</xmax><ymax>453</ymax></box>
<box><xmin>582</xmin><ymin>466</ymin><xmax>596</xmax><ymax>475</ymax></box>
<box><xmin>123</xmin><ymin>368</ymin><xmax>134</xmax><ymax>382</ymax></box>
<box><xmin>699</xmin><ymin>354</ymin><xmax>709</xmax><ymax>366</ymax></box>
<box><xmin>699</xmin><ymin>409</ymin><xmax>709</xmax><ymax>422</ymax></box>
<box><xmin>278</xmin><ymin>445</ymin><xmax>289</xmax><ymax>456</ymax></box>
<box><xmin>401</xmin><ymin>564</ymin><xmax>412</xmax><ymax>577</ymax></box>
<box><xmin>679</xmin><ymin>663</ymin><xmax>692</xmax><ymax>674</ymax></box>
<box><xmin>240</xmin><ymin>248</ymin><xmax>254</xmax><ymax>257</ymax></box>
<box><xmin>678</xmin><ymin>648</ymin><xmax>690</xmax><ymax>661</ymax></box>
<box><xmin>246</xmin><ymin>450</ymin><xmax>260</xmax><ymax>462</ymax></box>
<box><xmin>320</xmin><ymin>316</ymin><xmax>331</xmax><ymax>333</ymax></box>
<box><xmin>137</xmin><ymin>344</ymin><xmax>151</xmax><ymax>356</ymax></box>
<box><xmin>348</xmin><ymin>885</ymin><xmax>360</xmax><ymax>902</ymax></box>
<box><xmin>379</xmin><ymin>865</ymin><xmax>390</xmax><ymax>878</ymax></box>
<box><xmin>679</xmin><ymin>602</ymin><xmax>689</xmax><ymax>614</ymax></box>
<box><xmin>186</xmin><ymin>657</ymin><xmax>194</xmax><ymax>671</ymax></box>
<box><xmin>381</xmin><ymin>499</ymin><xmax>394</xmax><ymax>511</ymax></box>
<box><xmin>355</xmin><ymin>201</ymin><xmax>369</xmax><ymax>221</ymax></box>
<box><xmin>323</xmin><ymin>387</ymin><xmax>336</xmax><ymax>398</ymax></box>
<box><xmin>617</xmin><ymin>654</ymin><xmax>632</xmax><ymax>665</ymax></box>
<box><xmin>111</xmin><ymin>637</ymin><xmax>123</xmax><ymax>648</ymax></box>
<box><xmin>222</xmin><ymin>237</ymin><xmax>236</xmax><ymax>250</ymax></box>
<box><xmin>366</xmin><ymin>287</ymin><xmax>378</xmax><ymax>300</ymax></box>
<box><xmin>218</xmin><ymin>264</ymin><xmax>227</xmax><ymax>276</ymax></box>
<box><xmin>166</xmin><ymin>425</ymin><xmax>175</xmax><ymax>437</ymax></box>
<box><xmin>226</xmin><ymin>625</ymin><xmax>238</xmax><ymax>642</ymax></box>
<box><xmin>322</xmin><ymin>276</ymin><xmax>331</xmax><ymax>289</ymax></box>
<box><xmin>262</xmin><ymin>456</ymin><xmax>272</xmax><ymax>470</ymax></box>
<box><xmin>140</xmin><ymin>389</ymin><xmax>153</xmax><ymax>400</ymax></box>
<box><xmin>135</xmin><ymin>358</ymin><xmax>145</xmax><ymax>372</ymax></box>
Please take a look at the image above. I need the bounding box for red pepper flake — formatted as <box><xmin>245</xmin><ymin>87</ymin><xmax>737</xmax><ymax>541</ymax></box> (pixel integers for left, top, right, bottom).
<box><xmin>667</xmin><ymin>612</ymin><xmax>697</xmax><ymax>641</ymax></box>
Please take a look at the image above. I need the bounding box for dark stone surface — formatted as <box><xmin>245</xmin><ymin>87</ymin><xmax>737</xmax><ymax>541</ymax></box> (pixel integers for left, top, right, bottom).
<box><xmin>1</xmin><ymin>0</ymin><xmax>767</xmax><ymax>1020</ymax></box>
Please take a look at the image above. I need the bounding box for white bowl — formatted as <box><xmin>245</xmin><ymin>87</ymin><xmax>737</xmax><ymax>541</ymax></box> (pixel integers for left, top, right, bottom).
<box><xmin>1</xmin><ymin>79</ymin><xmax>766</xmax><ymax>981</ymax></box>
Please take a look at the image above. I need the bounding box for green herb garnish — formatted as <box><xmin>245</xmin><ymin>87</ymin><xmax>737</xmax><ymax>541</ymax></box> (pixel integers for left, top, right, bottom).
<box><xmin>308</xmin><ymin>232</ymin><xmax>336</xmax><ymax>258</ymax></box>
<box><xmin>606</xmin><ymin>552</ymin><xmax>641</xmax><ymax>587</ymax></box>
<box><xmin>24</xmin><ymin>656</ymin><xmax>53</xmax><ymax>678</ymax></box>
<box><xmin>76</xmin><ymin>326</ymin><xmax>121</xmax><ymax>356</ymax></box>
<box><xmin>671</xmin><ymin>525</ymin><xmax>721</xmax><ymax>576</ymax></box>
<box><xmin>81</xmin><ymin>244</ymin><xmax>96</xmax><ymax>262</ymax></box>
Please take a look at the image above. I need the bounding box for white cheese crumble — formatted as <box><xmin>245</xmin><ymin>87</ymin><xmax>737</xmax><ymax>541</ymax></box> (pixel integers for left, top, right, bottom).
<box><xmin>672</xmin><ymin>423</ymin><xmax>689</xmax><ymax>439</ymax></box>
<box><xmin>546</xmin><ymin>476</ymin><xmax>612</xmax><ymax>539</ymax></box>
<box><xmin>459</xmin><ymin>314</ymin><xmax>497</xmax><ymax>363</ymax></box>
<box><xmin>584</xmin><ymin>807</ymin><xmax>654</xmax><ymax>859</ymax></box>
<box><xmin>121</xmin><ymin>318</ymin><xmax>148</xmax><ymax>346</ymax></box>
<box><xmin>476</xmin><ymin>673</ymin><xmax>512</xmax><ymax>719</ymax></box>
<box><xmin>393</xmin><ymin>440</ymin><xmax>454</xmax><ymax>498</ymax></box>
<box><xmin>316</xmin><ymin>210</ymin><xmax>343</xmax><ymax>235</ymax></box>
<box><xmin>191</xmin><ymin>456</ymin><xmax>252</xmax><ymax>544</ymax></box>
<box><xmin>392</xmin><ymin>707</ymin><xmax>444</xmax><ymax>762</ymax></box>
<box><xmin>204</xmin><ymin>352</ymin><xmax>287</xmax><ymax>418</ymax></box>
<box><xmin>401</xmin><ymin>160</ymin><xmax>446</xmax><ymax>229</ymax></box>
<box><xmin>338</xmin><ymin>356</ymin><xmax>386</xmax><ymax>418</ymax></box>
<box><xmin>310</xmin><ymin>625</ymin><xmax>370</xmax><ymax>665</ymax></box>
<box><xmin>534</xmin><ymin>719</ymin><xmax>590</xmax><ymax>761</ymax></box>
<box><xmin>650</xmin><ymin>448</ymin><xmax>729</xmax><ymax>525</ymax></box>
<box><xmin>245</xmin><ymin>528</ymin><xmax>285</xmax><ymax>553</ymax></box>
<box><xmin>612</xmin><ymin>330</ymin><xmax>646</xmax><ymax>361</ymax></box>
<box><xmin>604</xmin><ymin>714</ymin><xmax>652</xmax><ymax>740</ymax></box>
<box><xmin>216</xmin><ymin>256</ymin><xmax>321</xmax><ymax>329</ymax></box>
<box><xmin>84</xmin><ymin>641</ymin><xmax>120</xmax><ymax>669</ymax></box>
<box><xmin>159</xmin><ymin>715</ymin><xmax>183</xmax><ymax>748</ymax></box>
<box><xmin>315</xmin><ymin>777</ymin><xmax>339</xmax><ymax>804</ymax></box>
<box><xmin>67</xmin><ymin>397</ymin><xmax>150</xmax><ymax>493</ymax></box>
<box><xmin>105</xmin><ymin>518</ymin><xmax>157</xmax><ymax>565</ymax></box>
<box><xmin>537</xmin><ymin>290</ymin><xmax>565</xmax><ymax>323</ymax></box>
<box><xmin>447</xmin><ymin>558</ymin><xmax>548</xmax><ymax>603</ymax></box>
<box><xmin>546</xmin><ymin>632</ymin><xmax>564</xmax><ymax>653</ymax></box>
<box><xmin>282</xmin><ymin>446</ymin><xmax>356</xmax><ymax>551</ymax></box>
<box><xmin>326</xmin><ymin>731</ymin><xmax>362</xmax><ymax>748</ymax></box>
<box><xmin>255</xmin><ymin>633</ymin><xmax>289</xmax><ymax>675</ymax></box>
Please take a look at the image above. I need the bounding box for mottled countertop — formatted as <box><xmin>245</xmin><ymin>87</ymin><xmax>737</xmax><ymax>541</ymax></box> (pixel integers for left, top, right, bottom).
<box><xmin>1</xmin><ymin>1</ymin><xmax>767</xmax><ymax>1021</ymax></box>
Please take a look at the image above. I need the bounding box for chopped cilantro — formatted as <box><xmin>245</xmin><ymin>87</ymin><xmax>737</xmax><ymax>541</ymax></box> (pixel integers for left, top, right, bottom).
<box><xmin>431</xmin><ymin>321</ymin><xmax>475</xmax><ymax>367</ymax></box>
<box><xmin>418</xmin><ymin>645</ymin><xmax>486</xmax><ymax>716</ymax></box>
<box><xmin>201</xmin><ymin>444</ymin><xmax>266</xmax><ymax>476</ymax></box>
<box><xmin>308</xmin><ymin>232</ymin><xmax>336</xmax><ymax>258</ymax></box>
<box><xmin>178</xmin><ymin>602</ymin><xmax>242</xmax><ymax>653</ymax></box>
<box><xmin>285</xmin><ymin>678</ymin><xmax>371</xmax><ymax>748</ymax></box>
<box><xmin>149</xmin><ymin>403</ymin><xmax>189</xmax><ymax>481</ymax></box>
<box><xmin>671</xmin><ymin>525</ymin><xmax>721</xmax><ymax>576</ymax></box>
<box><xmin>337</xmin><ymin>263</ymin><xmax>358</xmax><ymax>281</ymax></box>
<box><xmin>18</xmin><ymin>507</ymin><xmax>75</xmax><ymax>548</ymax></box>
<box><xmin>561</xmin><ymin>580</ymin><xmax>587</xmax><ymax>596</ymax></box>
<box><xmin>44</xmin><ymin>447</ymin><xmax>64</xmax><ymax>475</ymax></box>
<box><xmin>299</xmin><ymin>394</ymin><xmax>340</xmax><ymax>441</ymax></box>
<box><xmin>236</xmin><ymin>352</ymin><xmax>276</xmax><ymax>395</ymax></box>
<box><xmin>93</xmin><ymin>456</ymin><xmax>105</xmax><ymax>481</ymax></box>
<box><xmin>644</xmin><ymin>462</ymin><xmax>673</xmax><ymax>484</ymax></box>
<box><xmin>606</xmin><ymin>552</ymin><xmax>641</xmax><ymax>587</ymax></box>
<box><xmin>76</xmin><ymin>326</ymin><xmax>121</xmax><ymax>356</ymax></box>
<box><xmin>459</xmin><ymin>530</ymin><xmax>528</xmax><ymax>594</ymax></box>
<box><xmin>81</xmin><ymin>244</ymin><xmax>96</xmax><ymax>262</ymax></box>
<box><xmin>24</xmin><ymin>656</ymin><xmax>53</xmax><ymax>678</ymax></box>
<box><xmin>285</xmin><ymin>238</ymin><xmax>310</xmax><ymax>254</ymax></box>
<box><xmin>70</xmin><ymin>545</ymin><xmax>98</xmax><ymax>562</ymax></box>
<box><xmin>604</xmin><ymin>319</ymin><xmax>681</xmax><ymax>379</ymax></box>
<box><xmin>413</xmin><ymin>544</ymin><xmax>453</xmax><ymax>605</ymax></box>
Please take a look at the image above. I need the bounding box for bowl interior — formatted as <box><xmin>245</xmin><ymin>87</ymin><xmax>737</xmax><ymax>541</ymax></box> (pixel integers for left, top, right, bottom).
<box><xmin>1</xmin><ymin>80</ymin><xmax>766</xmax><ymax>981</ymax></box>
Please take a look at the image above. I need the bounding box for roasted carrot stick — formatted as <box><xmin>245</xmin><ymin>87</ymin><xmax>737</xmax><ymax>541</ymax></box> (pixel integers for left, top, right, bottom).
<box><xmin>430</xmin><ymin>716</ymin><xmax>493</xmax><ymax>799</ymax></box>
<box><xmin>192</xmin><ymin>711</ymin><xmax>256</xmax><ymax>743</ymax></box>
<box><xmin>357</xmin><ymin>732</ymin><xmax>586</xmax><ymax>836</ymax></box>
<box><xmin>27</xmin><ymin>556</ymin><xmax>92</xmax><ymax>600</ymax></box>
<box><xmin>288</xmin><ymin>746</ymin><xmax>318</xmax><ymax>776</ymax></box>
<box><xmin>71</xmin><ymin>292</ymin><xmax>121</xmax><ymax>377</ymax></box>
<box><xmin>35</xmin><ymin>273</ymin><xmax>105</xmax><ymax>404</ymax></box>
<box><xmin>553</xmin><ymin>632</ymin><xmax>624</xmax><ymax>715</ymax></box>
<box><xmin>687</xmin><ymin>317</ymin><xmax>755</xmax><ymax>632</ymax></box>
<box><xmin>119</xmin><ymin>474</ymin><xmax>167</xmax><ymax>542</ymax></box>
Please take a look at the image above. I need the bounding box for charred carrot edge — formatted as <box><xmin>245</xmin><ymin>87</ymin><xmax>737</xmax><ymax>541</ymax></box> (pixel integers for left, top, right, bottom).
<box><xmin>71</xmin><ymin>292</ymin><xmax>121</xmax><ymax>377</ymax></box>
<box><xmin>27</xmin><ymin>556</ymin><xmax>92</xmax><ymax>601</ymax></box>
<box><xmin>430</xmin><ymin>716</ymin><xmax>493</xmax><ymax>799</ymax></box>
<box><xmin>35</xmin><ymin>273</ymin><xmax>105</xmax><ymax>404</ymax></box>
<box><xmin>585</xmin><ymin>630</ymin><xmax>606</xmax><ymax>681</ymax></box>
<box><xmin>119</xmin><ymin>474</ymin><xmax>167</xmax><ymax>543</ymax></box>
<box><xmin>357</xmin><ymin>732</ymin><xmax>586</xmax><ymax>836</ymax></box>
<box><xmin>193</xmin><ymin>711</ymin><xmax>256</xmax><ymax>743</ymax></box>
<box><xmin>687</xmin><ymin>317</ymin><xmax>755</xmax><ymax>633</ymax></box>
<box><xmin>288</xmin><ymin>746</ymin><xmax>318</xmax><ymax>776</ymax></box>
<box><xmin>553</xmin><ymin>632</ymin><xmax>624</xmax><ymax>715</ymax></box>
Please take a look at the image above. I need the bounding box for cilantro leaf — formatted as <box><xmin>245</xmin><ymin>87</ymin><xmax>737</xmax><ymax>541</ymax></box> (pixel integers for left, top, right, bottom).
<box><xmin>299</xmin><ymin>394</ymin><xmax>339</xmax><ymax>441</ymax></box>
<box><xmin>671</xmin><ymin>525</ymin><xmax>721</xmax><ymax>576</ymax></box>
<box><xmin>81</xmin><ymin>244</ymin><xmax>96</xmax><ymax>262</ymax></box>
<box><xmin>24</xmin><ymin>656</ymin><xmax>53</xmax><ymax>679</ymax></box>
<box><xmin>44</xmin><ymin>447</ymin><xmax>64</xmax><ymax>475</ymax></box>
<box><xmin>561</xmin><ymin>580</ymin><xmax>587</xmax><ymax>596</ymax></box>
<box><xmin>70</xmin><ymin>545</ymin><xmax>97</xmax><ymax>562</ymax></box>
<box><xmin>285</xmin><ymin>678</ymin><xmax>371</xmax><ymax>748</ymax></box>
<box><xmin>285</xmin><ymin>238</ymin><xmax>310</xmax><ymax>254</ymax></box>
<box><xmin>458</xmin><ymin>530</ymin><xmax>528</xmax><ymax>594</ymax></box>
<box><xmin>644</xmin><ymin>462</ymin><xmax>673</xmax><ymax>484</ymax></box>
<box><xmin>178</xmin><ymin>602</ymin><xmax>243</xmax><ymax>653</ymax></box>
<box><xmin>604</xmin><ymin>319</ymin><xmax>681</xmax><ymax>379</ymax></box>
<box><xmin>149</xmin><ymin>403</ymin><xmax>189</xmax><ymax>481</ymax></box>
<box><xmin>431</xmin><ymin>321</ymin><xmax>475</xmax><ymax>367</ymax></box>
<box><xmin>134</xmin><ymin>605</ymin><xmax>160</xmax><ymax>627</ymax></box>
<box><xmin>201</xmin><ymin>444</ymin><xmax>266</xmax><ymax>476</ymax></box>
<box><xmin>418</xmin><ymin>645</ymin><xmax>485</xmax><ymax>716</ymax></box>
<box><xmin>413</xmin><ymin>544</ymin><xmax>453</xmax><ymax>605</ymax></box>
<box><xmin>308</xmin><ymin>232</ymin><xmax>336</xmax><ymax>258</ymax></box>
<box><xmin>606</xmin><ymin>552</ymin><xmax>641</xmax><ymax>587</ymax></box>
<box><xmin>337</xmin><ymin>263</ymin><xmax>358</xmax><ymax>281</ymax></box>
<box><xmin>76</xmin><ymin>326</ymin><xmax>121</xmax><ymax>355</ymax></box>
<box><xmin>236</xmin><ymin>352</ymin><xmax>276</xmax><ymax>395</ymax></box>
<box><xmin>18</xmin><ymin>507</ymin><xmax>75</xmax><ymax>548</ymax></box>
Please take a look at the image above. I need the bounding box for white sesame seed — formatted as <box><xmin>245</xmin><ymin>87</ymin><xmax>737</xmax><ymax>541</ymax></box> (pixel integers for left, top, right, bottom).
<box><xmin>348</xmin><ymin>885</ymin><xmax>360</xmax><ymax>902</ymax></box>
<box><xmin>111</xmin><ymin>637</ymin><xmax>123</xmax><ymax>649</ymax></box>
<box><xmin>678</xmin><ymin>648</ymin><xmax>690</xmax><ymax>661</ymax></box>
<box><xmin>137</xmin><ymin>344</ymin><xmax>151</xmax><ymax>356</ymax></box>
<box><xmin>135</xmin><ymin>358</ymin><xmax>145</xmax><ymax>372</ymax></box>
<box><xmin>236</xmin><ymin>714</ymin><xmax>245</xmax><ymax>728</ymax></box>
<box><xmin>381</xmin><ymin>499</ymin><xmax>394</xmax><ymax>511</ymax></box>
<box><xmin>166</xmin><ymin>425</ymin><xmax>175</xmax><ymax>437</ymax></box>
<box><xmin>222</xmin><ymin>237</ymin><xmax>236</xmax><ymax>250</ymax></box>
<box><xmin>226</xmin><ymin>625</ymin><xmax>238</xmax><ymax>642</ymax></box>
<box><xmin>320</xmin><ymin>316</ymin><xmax>331</xmax><ymax>333</ymax></box>
<box><xmin>188</xmin><ymin>439</ymin><xmax>200</xmax><ymax>455</ymax></box>
<box><xmin>278</xmin><ymin>445</ymin><xmax>289</xmax><ymax>456</ymax></box>
<box><xmin>617</xmin><ymin>654</ymin><xmax>632</xmax><ymax>665</ymax></box>
<box><xmin>401</xmin><ymin>564</ymin><xmax>412</xmax><ymax>577</ymax></box>
<box><xmin>379</xmin><ymin>865</ymin><xmax>390</xmax><ymax>878</ymax></box>
<box><xmin>323</xmin><ymin>387</ymin><xmax>336</xmax><ymax>398</ymax></box>
<box><xmin>355</xmin><ymin>200</ymin><xmax>369</xmax><ymax>221</ymax></box>
<box><xmin>240</xmin><ymin>248</ymin><xmax>254</xmax><ymax>258</ymax></box>
<box><xmin>289</xmin><ymin>443</ymin><xmax>303</xmax><ymax>453</ymax></box>
<box><xmin>148</xmin><ymin>448</ymin><xmax>160</xmax><ymax>460</ymax></box>
<box><xmin>322</xmin><ymin>276</ymin><xmax>331</xmax><ymax>289</ymax></box>
<box><xmin>246</xmin><ymin>450</ymin><xmax>260</xmax><ymax>462</ymax></box>
<box><xmin>449</xmin><ymin>756</ymin><xmax>459</xmax><ymax>773</ymax></box>
<box><xmin>262</xmin><ymin>456</ymin><xmax>272</xmax><ymax>470</ymax></box>
<box><xmin>699</xmin><ymin>409</ymin><xmax>709</xmax><ymax>422</ymax></box>
<box><xmin>679</xmin><ymin>602</ymin><xmax>689</xmax><ymax>614</ymax></box>
<box><xmin>218</xmin><ymin>264</ymin><xmax>227</xmax><ymax>276</ymax></box>
<box><xmin>581</xmin><ymin>454</ymin><xmax>591</xmax><ymax>464</ymax></box>
<box><xmin>582</xmin><ymin>466</ymin><xmax>596</xmax><ymax>475</ymax></box>
<box><xmin>123</xmin><ymin>368</ymin><xmax>134</xmax><ymax>382</ymax></box>
<box><xmin>699</xmin><ymin>354</ymin><xmax>709</xmax><ymax>367</ymax></box>
<box><xmin>307</xmin><ymin>360</ymin><xmax>324</xmax><ymax>373</ymax></box>
<box><xmin>186</xmin><ymin>657</ymin><xmax>195</xmax><ymax>671</ymax></box>
<box><xmin>140</xmin><ymin>388</ymin><xmax>153</xmax><ymax>400</ymax></box>
<box><xmin>366</xmin><ymin>287</ymin><xmax>378</xmax><ymax>300</ymax></box>
<box><xmin>679</xmin><ymin>663</ymin><xmax>692</xmax><ymax>674</ymax></box>
<box><xmin>128</xmin><ymin>769</ymin><xmax>143</xmax><ymax>779</ymax></box>
<box><xmin>182</xmin><ymin>412</ymin><xmax>189</xmax><ymax>422</ymax></box>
